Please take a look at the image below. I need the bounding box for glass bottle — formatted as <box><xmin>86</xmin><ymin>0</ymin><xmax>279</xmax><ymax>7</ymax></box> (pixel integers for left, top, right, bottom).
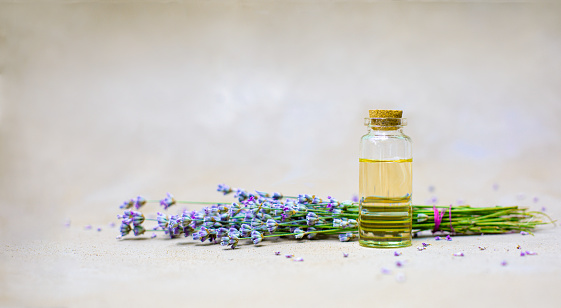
<box><xmin>358</xmin><ymin>110</ymin><xmax>412</xmax><ymax>248</ymax></box>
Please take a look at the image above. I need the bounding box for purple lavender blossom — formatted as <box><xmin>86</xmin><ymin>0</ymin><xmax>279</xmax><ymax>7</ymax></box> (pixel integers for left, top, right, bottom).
<box><xmin>119</xmin><ymin>199</ymin><xmax>134</xmax><ymax>209</ymax></box>
<box><xmin>306</xmin><ymin>212</ymin><xmax>319</xmax><ymax>226</ymax></box>
<box><xmin>396</xmin><ymin>261</ymin><xmax>403</xmax><ymax>267</ymax></box>
<box><xmin>266</xmin><ymin>219</ymin><xmax>278</xmax><ymax>233</ymax></box>
<box><xmin>132</xmin><ymin>212</ymin><xmax>145</xmax><ymax>226</ymax></box>
<box><xmin>134</xmin><ymin>196</ymin><xmax>147</xmax><ymax>209</ymax></box>
<box><xmin>394</xmin><ymin>251</ymin><xmax>402</xmax><ymax>257</ymax></box>
<box><xmin>156</xmin><ymin>212</ymin><xmax>169</xmax><ymax>229</ymax></box>
<box><xmin>293</xmin><ymin>257</ymin><xmax>304</xmax><ymax>262</ymax></box>
<box><xmin>525</xmin><ymin>251</ymin><xmax>537</xmax><ymax>256</ymax></box>
<box><xmin>133</xmin><ymin>225</ymin><xmax>145</xmax><ymax>236</ymax></box>
<box><xmin>272</xmin><ymin>192</ymin><xmax>283</xmax><ymax>200</ymax></box>
<box><xmin>255</xmin><ymin>190</ymin><xmax>270</xmax><ymax>198</ymax></box>
<box><xmin>343</xmin><ymin>252</ymin><xmax>349</xmax><ymax>258</ymax></box>
<box><xmin>251</xmin><ymin>230</ymin><xmax>263</xmax><ymax>245</ymax></box>
<box><xmin>97</xmin><ymin>227</ymin><xmax>102</xmax><ymax>232</ymax></box>
<box><xmin>275</xmin><ymin>251</ymin><xmax>281</xmax><ymax>255</ymax></box>
<box><xmin>293</xmin><ymin>228</ymin><xmax>305</xmax><ymax>239</ymax></box>
<box><xmin>306</xmin><ymin>227</ymin><xmax>318</xmax><ymax>240</ymax></box>
<box><xmin>84</xmin><ymin>225</ymin><xmax>92</xmax><ymax>230</ymax></box>
<box><xmin>120</xmin><ymin>223</ymin><xmax>131</xmax><ymax>236</ymax></box>
<box><xmin>159</xmin><ymin>193</ymin><xmax>176</xmax><ymax>210</ymax></box>
<box><xmin>381</xmin><ymin>268</ymin><xmax>391</xmax><ymax>275</ymax></box>
<box><xmin>501</xmin><ymin>260</ymin><xmax>508</xmax><ymax>266</ymax></box>
<box><xmin>422</xmin><ymin>243</ymin><xmax>430</xmax><ymax>247</ymax></box>
<box><xmin>217</xmin><ymin>184</ymin><xmax>233</xmax><ymax>195</ymax></box>
<box><xmin>109</xmin><ymin>222</ymin><xmax>116</xmax><ymax>228</ymax></box>
<box><xmin>446</xmin><ymin>235</ymin><xmax>452</xmax><ymax>241</ymax></box>
<box><xmin>435</xmin><ymin>236</ymin><xmax>441</xmax><ymax>241</ymax></box>
<box><xmin>351</xmin><ymin>195</ymin><xmax>359</xmax><ymax>203</ymax></box>
<box><xmin>520</xmin><ymin>252</ymin><xmax>526</xmax><ymax>256</ymax></box>
<box><xmin>533</xmin><ymin>197</ymin><xmax>539</xmax><ymax>203</ymax></box>
<box><xmin>520</xmin><ymin>231</ymin><xmax>529</xmax><ymax>235</ymax></box>
<box><xmin>453</xmin><ymin>252</ymin><xmax>464</xmax><ymax>257</ymax></box>
<box><xmin>151</xmin><ymin>233</ymin><xmax>157</xmax><ymax>238</ymax></box>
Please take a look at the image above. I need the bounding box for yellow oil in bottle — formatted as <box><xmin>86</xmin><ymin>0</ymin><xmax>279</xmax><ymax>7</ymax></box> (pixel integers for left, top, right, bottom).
<box><xmin>358</xmin><ymin>158</ymin><xmax>412</xmax><ymax>248</ymax></box>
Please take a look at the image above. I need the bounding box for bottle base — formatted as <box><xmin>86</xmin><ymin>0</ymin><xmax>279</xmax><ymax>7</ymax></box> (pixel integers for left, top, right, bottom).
<box><xmin>359</xmin><ymin>239</ymin><xmax>412</xmax><ymax>249</ymax></box>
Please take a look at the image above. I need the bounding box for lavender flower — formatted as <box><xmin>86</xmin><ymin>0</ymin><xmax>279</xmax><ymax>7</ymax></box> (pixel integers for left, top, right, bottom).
<box><xmin>156</xmin><ymin>212</ymin><xmax>169</xmax><ymax>229</ymax></box>
<box><xmin>293</xmin><ymin>257</ymin><xmax>304</xmax><ymax>262</ymax></box>
<box><xmin>520</xmin><ymin>252</ymin><xmax>526</xmax><ymax>257</ymax></box>
<box><xmin>251</xmin><ymin>230</ymin><xmax>263</xmax><ymax>245</ymax></box>
<box><xmin>119</xmin><ymin>199</ymin><xmax>134</xmax><ymax>209</ymax></box>
<box><xmin>381</xmin><ymin>268</ymin><xmax>391</xmax><ymax>275</ymax></box>
<box><xmin>240</xmin><ymin>224</ymin><xmax>253</xmax><ymax>237</ymax></box>
<box><xmin>220</xmin><ymin>237</ymin><xmax>230</xmax><ymax>246</ymax></box>
<box><xmin>294</xmin><ymin>228</ymin><xmax>305</xmax><ymax>239</ymax></box>
<box><xmin>266</xmin><ymin>219</ymin><xmax>278</xmax><ymax>233</ymax></box>
<box><xmin>132</xmin><ymin>212</ymin><xmax>145</xmax><ymax>226</ymax></box>
<box><xmin>120</xmin><ymin>223</ymin><xmax>131</xmax><ymax>236</ymax></box>
<box><xmin>272</xmin><ymin>192</ymin><xmax>283</xmax><ymax>200</ymax></box>
<box><xmin>134</xmin><ymin>196</ymin><xmax>147</xmax><ymax>210</ymax></box>
<box><xmin>396</xmin><ymin>261</ymin><xmax>403</xmax><ymax>267</ymax></box>
<box><xmin>151</xmin><ymin>233</ymin><xmax>157</xmax><ymax>238</ymax></box>
<box><xmin>217</xmin><ymin>184</ymin><xmax>233</xmax><ymax>195</ymax></box>
<box><xmin>159</xmin><ymin>193</ymin><xmax>176</xmax><ymax>210</ymax></box>
<box><xmin>275</xmin><ymin>251</ymin><xmax>281</xmax><ymax>255</ymax></box>
<box><xmin>228</xmin><ymin>236</ymin><xmax>239</xmax><ymax>249</ymax></box>
<box><xmin>338</xmin><ymin>232</ymin><xmax>355</xmax><ymax>242</ymax></box>
<box><xmin>351</xmin><ymin>195</ymin><xmax>359</xmax><ymax>202</ymax></box>
<box><xmin>343</xmin><ymin>252</ymin><xmax>349</xmax><ymax>258</ymax></box>
<box><xmin>121</xmin><ymin>210</ymin><xmax>134</xmax><ymax>225</ymax></box>
<box><xmin>306</xmin><ymin>227</ymin><xmax>317</xmax><ymax>239</ymax></box>
<box><xmin>453</xmin><ymin>252</ymin><xmax>464</xmax><ymax>257</ymax></box>
<box><xmin>255</xmin><ymin>190</ymin><xmax>270</xmax><ymax>198</ymax></box>
<box><xmin>234</xmin><ymin>189</ymin><xmax>249</xmax><ymax>202</ymax></box>
<box><xmin>228</xmin><ymin>228</ymin><xmax>241</xmax><ymax>238</ymax></box>
<box><xmin>216</xmin><ymin>227</ymin><xmax>229</xmax><ymax>238</ymax></box>
<box><xmin>525</xmin><ymin>251</ymin><xmax>537</xmax><ymax>256</ymax></box>
<box><xmin>394</xmin><ymin>251</ymin><xmax>402</xmax><ymax>257</ymax></box>
<box><xmin>306</xmin><ymin>212</ymin><xmax>319</xmax><ymax>226</ymax></box>
<box><xmin>501</xmin><ymin>260</ymin><xmax>507</xmax><ymax>266</ymax></box>
<box><xmin>520</xmin><ymin>231</ymin><xmax>529</xmax><ymax>235</ymax></box>
<box><xmin>422</xmin><ymin>243</ymin><xmax>430</xmax><ymax>247</ymax></box>
<box><xmin>446</xmin><ymin>235</ymin><xmax>452</xmax><ymax>241</ymax></box>
<box><xmin>133</xmin><ymin>225</ymin><xmax>146</xmax><ymax>236</ymax></box>
<box><xmin>434</xmin><ymin>236</ymin><xmax>441</xmax><ymax>241</ymax></box>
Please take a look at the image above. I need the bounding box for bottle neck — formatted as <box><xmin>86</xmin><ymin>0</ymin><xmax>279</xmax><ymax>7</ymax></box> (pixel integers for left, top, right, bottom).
<box><xmin>368</xmin><ymin>127</ymin><xmax>405</xmax><ymax>135</ymax></box>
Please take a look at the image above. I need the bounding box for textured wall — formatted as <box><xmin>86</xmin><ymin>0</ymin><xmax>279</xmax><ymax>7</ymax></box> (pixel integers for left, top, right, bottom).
<box><xmin>1</xmin><ymin>1</ymin><xmax>560</xmax><ymax>240</ymax></box>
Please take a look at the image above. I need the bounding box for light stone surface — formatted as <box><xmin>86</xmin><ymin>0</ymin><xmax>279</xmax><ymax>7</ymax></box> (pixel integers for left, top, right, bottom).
<box><xmin>1</xmin><ymin>1</ymin><xmax>560</xmax><ymax>307</ymax></box>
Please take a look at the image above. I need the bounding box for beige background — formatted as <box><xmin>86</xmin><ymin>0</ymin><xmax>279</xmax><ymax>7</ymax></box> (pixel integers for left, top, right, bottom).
<box><xmin>1</xmin><ymin>1</ymin><xmax>560</xmax><ymax>307</ymax></box>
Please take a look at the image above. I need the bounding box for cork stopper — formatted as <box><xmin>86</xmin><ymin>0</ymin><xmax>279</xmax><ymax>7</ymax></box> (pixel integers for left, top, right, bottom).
<box><xmin>369</xmin><ymin>110</ymin><xmax>403</xmax><ymax>118</ymax></box>
<box><xmin>367</xmin><ymin>110</ymin><xmax>404</xmax><ymax>130</ymax></box>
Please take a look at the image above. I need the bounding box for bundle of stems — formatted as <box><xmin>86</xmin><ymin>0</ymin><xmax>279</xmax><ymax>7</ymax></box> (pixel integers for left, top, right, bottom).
<box><xmin>117</xmin><ymin>185</ymin><xmax>553</xmax><ymax>248</ymax></box>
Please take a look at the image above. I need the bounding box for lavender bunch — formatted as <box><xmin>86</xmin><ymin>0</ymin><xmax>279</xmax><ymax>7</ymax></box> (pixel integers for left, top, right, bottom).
<box><xmin>116</xmin><ymin>184</ymin><xmax>553</xmax><ymax>249</ymax></box>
